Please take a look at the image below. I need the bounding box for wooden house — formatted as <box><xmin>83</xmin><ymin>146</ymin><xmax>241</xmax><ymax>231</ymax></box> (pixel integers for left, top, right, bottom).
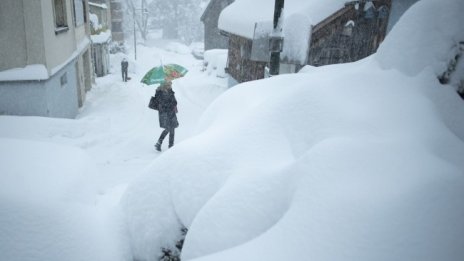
<box><xmin>218</xmin><ymin>0</ymin><xmax>413</xmax><ymax>86</ymax></box>
<box><xmin>201</xmin><ymin>0</ymin><xmax>235</xmax><ymax>51</ymax></box>
<box><xmin>308</xmin><ymin>0</ymin><xmax>391</xmax><ymax>66</ymax></box>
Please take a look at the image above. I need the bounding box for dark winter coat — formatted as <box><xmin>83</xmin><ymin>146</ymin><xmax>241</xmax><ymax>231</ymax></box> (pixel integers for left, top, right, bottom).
<box><xmin>154</xmin><ymin>87</ymin><xmax>178</xmax><ymax>129</ymax></box>
<box><xmin>121</xmin><ymin>60</ymin><xmax>128</xmax><ymax>71</ymax></box>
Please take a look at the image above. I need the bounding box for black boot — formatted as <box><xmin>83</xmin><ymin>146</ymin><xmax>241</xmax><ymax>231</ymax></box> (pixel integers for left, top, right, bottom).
<box><xmin>155</xmin><ymin>142</ymin><xmax>161</xmax><ymax>151</ymax></box>
<box><xmin>156</xmin><ymin>129</ymin><xmax>169</xmax><ymax>152</ymax></box>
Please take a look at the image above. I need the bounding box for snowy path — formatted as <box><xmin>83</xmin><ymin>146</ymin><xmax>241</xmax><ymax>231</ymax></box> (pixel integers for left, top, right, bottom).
<box><xmin>1</xmin><ymin>42</ymin><xmax>226</xmax><ymax>191</ymax></box>
<box><xmin>0</xmin><ymin>41</ymin><xmax>228</xmax><ymax>261</ymax></box>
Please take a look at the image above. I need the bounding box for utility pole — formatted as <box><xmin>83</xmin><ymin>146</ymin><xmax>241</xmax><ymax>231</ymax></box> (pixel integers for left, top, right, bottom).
<box><xmin>133</xmin><ymin>6</ymin><xmax>137</xmax><ymax>60</ymax></box>
<box><xmin>269</xmin><ymin>0</ymin><xmax>284</xmax><ymax>76</ymax></box>
<box><xmin>132</xmin><ymin>2</ymin><xmax>148</xmax><ymax>61</ymax></box>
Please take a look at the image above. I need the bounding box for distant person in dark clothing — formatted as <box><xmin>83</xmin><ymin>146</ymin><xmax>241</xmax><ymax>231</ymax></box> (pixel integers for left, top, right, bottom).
<box><xmin>153</xmin><ymin>81</ymin><xmax>179</xmax><ymax>151</ymax></box>
<box><xmin>121</xmin><ymin>58</ymin><xmax>129</xmax><ymax>82</ymax></box>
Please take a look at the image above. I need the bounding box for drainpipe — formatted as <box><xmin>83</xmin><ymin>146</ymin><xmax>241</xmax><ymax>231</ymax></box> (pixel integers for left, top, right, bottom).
<box><xmin>269</xmin><ymin>0</ymin><xmax>284</xmax><ymax>76</ymax></box>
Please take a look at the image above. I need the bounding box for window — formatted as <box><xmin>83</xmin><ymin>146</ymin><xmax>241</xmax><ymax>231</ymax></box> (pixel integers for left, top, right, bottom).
<box><xmin>53</xmin><ymin>0</ymin><xmax>68</xmax><ymax>33</ymax></box>
<box><xmin>73</xmin><ymin>0</ymin><xmax>85</xmax><ymax>26</ymax></box>
<box><xmin>60</xmin><ymin>73</ymin><xmax>68</xmax><ymax>87</ymax></box>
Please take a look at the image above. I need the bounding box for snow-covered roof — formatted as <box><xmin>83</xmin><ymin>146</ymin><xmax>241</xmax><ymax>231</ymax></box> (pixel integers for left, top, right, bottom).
<box><xmin>201</xmin><ymin>0</ymin><xmax>234</xmax><ymax>22</ymax></box>
<box><xmin>218</xmin><ymin>0</ymin><xmax>348</xmax><ymax>39</ymax></box>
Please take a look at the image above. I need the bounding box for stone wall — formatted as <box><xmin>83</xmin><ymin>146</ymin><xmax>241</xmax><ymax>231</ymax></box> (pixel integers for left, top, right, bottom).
<box><xmin>226</xmin><ymin>34</ymin><xmax>267</xmax><ymax>84</ymax></box>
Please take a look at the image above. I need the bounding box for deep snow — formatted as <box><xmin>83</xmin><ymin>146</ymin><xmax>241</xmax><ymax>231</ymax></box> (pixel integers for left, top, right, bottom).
<box><xmin>124</xmin><ymin>0</ymin><xmax>464</xmax><ymax>260</ymax></box>
<box><xmin>1</xmin><ymin>0</ymin><xmax>464</xmax><ymax>261</ymax></box>
<box><xmin>0</xmin><ymin>38</ymin><xmax>227</xmax><ymax>261</ymax></box>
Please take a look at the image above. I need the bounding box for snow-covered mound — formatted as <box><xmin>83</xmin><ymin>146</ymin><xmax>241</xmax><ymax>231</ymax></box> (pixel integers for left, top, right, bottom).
<box><xmin>0</xmin><ymin>139</ymin><xmax>123</xmax><ymax>261</ymax></box>
<box><xmin>203</xmin><ymin>49</ymin><xmax>228</xmax><ymax>78</ymax></box>
<box><xmin>0</xmin><ymin>138</ymin><xmax>98</xmax><ymax>204</ymax></box>
<box><xmin>376</xmin><ymin>0</ymin><xmax>464</xmax><ymax>76</ymax></box>
<box><xmin>121</xmin><ymin>0</ymin><xmax>464</xmax><ymax>260</ymax></box>
<box><xmin>0</xmin><ymin>37</ymin><xmax>218</xmax><ymax>261</ymax></box>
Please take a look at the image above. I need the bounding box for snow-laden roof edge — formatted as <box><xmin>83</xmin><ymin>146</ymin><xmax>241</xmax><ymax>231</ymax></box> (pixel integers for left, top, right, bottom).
<box><xmin>218</xmin><ymin>0</ymin><xmax>347</xmax><ymax>39</ymax></box>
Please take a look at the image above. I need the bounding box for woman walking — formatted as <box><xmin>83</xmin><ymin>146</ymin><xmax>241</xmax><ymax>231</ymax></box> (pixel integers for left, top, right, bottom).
<box><xmin>153</xmin><ymin>81</ymin><xmax>179</xmax><ymax>151</ymax></box>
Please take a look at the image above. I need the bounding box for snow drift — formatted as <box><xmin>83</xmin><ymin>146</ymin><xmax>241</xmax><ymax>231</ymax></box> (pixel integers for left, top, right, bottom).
<box><xmin>376</xmin><ymin>0</ymin><xmax>464</xmax><ymax>77</ymax></box>
<box><xmin>122</xmin><ymin>0</ymin><xmax>464</xmax><ymax>261</ymax></box>
<box><xmin>0</xmin><ymin>139</ymin><xmax>123</xmax><ymax>261</ymax></box>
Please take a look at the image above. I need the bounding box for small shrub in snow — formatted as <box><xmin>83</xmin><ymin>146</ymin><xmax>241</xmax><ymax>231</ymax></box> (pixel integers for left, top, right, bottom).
<box><xmin>158</xmin><ymin>226</ymin><xmax>188</xmax><ymax>261</ymax></box>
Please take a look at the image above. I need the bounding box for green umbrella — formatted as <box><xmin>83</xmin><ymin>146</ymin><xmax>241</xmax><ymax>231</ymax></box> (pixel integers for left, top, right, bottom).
<box><xmin>140</xmin><ymin>64</ymin><xmax>188</xmax><ymax>85</ymax></box>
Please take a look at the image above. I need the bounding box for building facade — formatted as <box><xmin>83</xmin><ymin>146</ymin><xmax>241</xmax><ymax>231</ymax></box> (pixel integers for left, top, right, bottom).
<box><xmin>89</xmin><ymin>0</ymin><xmax>112</xmax><ymax>77</ymax></box>
<box><xmin>220</xmin><ymin>0</ymin><xmax>420</xmax><ymax>86</ymax></box>
<box><xmin>308</xmin><ymin>0</ymin><xmax>391</xmax><ymax>66</ymax></box>
<box><xmin>0</xmin><ymin>0</ymin><xmax>93</xmax><ymax>118</ymax></box>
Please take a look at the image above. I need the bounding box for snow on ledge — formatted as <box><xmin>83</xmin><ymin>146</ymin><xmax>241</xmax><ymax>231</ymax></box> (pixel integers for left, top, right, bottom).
<box><xmin>91</xmin><ymin>31</ymin><xmax>111</xmax><ymax>44</ymax></box>
<box><xmin>89</xmin><ymin>2</ymin><xmax>107</xmax><ymax>9</ymax></box>
<box><xmin>0</xmin><ymin>64</ymin><xmax>49</xmax><ymax>81</ymax></box>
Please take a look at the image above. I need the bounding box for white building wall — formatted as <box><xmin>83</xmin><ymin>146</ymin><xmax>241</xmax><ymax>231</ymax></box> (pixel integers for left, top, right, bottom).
<box><xmin>0</xmin><ymin>0</ymin><xmax>93</xmax><ymax>118</ymax></box>
<box><xmin>40</xmin><ymin>0</ymin><xmax>77</xmax><ymax>72</ymax></box>
<box><xmin>0</xmin><ymin>0</ymin><xmax>28</xmax><ymax>70</ymax></box>
<box><xmin>23</xmin><ymin>0</ymin><xmax>46</xmax><ymax>66</ymax></box>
